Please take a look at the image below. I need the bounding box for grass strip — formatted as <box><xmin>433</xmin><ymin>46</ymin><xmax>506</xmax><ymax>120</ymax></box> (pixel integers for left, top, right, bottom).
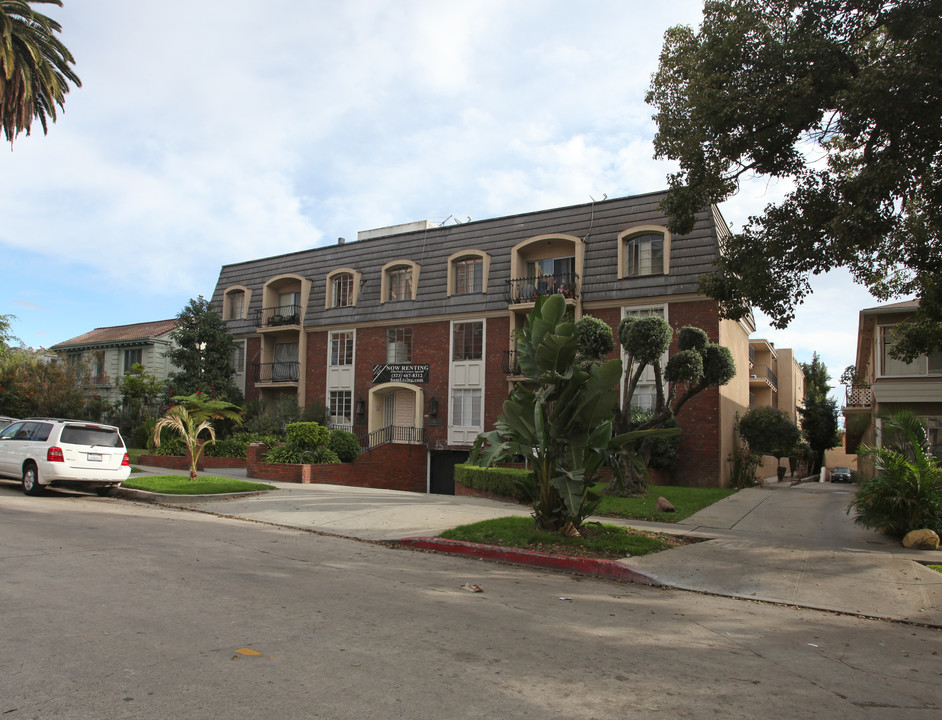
<box><xmin>122</xmin><ymin>475</ymin><xmax>274</xmax><ymax>495</ymax></box>
<box><xmin>593</xmin><ymin>483</ymin><xmax>737</xmax><ymax>522</ymax></box>
<box><xmin>440</xmin><ymin>516</ymin><xmax>679</xmax><ymax>559</ymax></box>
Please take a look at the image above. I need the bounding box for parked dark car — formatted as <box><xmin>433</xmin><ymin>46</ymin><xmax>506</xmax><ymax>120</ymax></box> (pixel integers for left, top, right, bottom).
<box><xmin>830</xmin><ymin>466</ymin><xmax>853</xmax><ymax>483</ymax></box>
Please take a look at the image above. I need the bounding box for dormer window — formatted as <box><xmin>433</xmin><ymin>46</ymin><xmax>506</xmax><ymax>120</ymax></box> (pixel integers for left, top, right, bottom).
<box><xmin>333</xmin><ymin>273</ymin><xmax>353</xmax><ymax>307</ymax></box>
<box><xmin>447</xmin><ymin>250</ymin><xmax>490</xmax><ymax>297</ymax></box>
<box><xmin>325</xmin><ymin>268</ymin><xmax>362</xmax><ymax>309</ymax></box>
<box><xmin>618</xmin><ymin>226</ymin><xmax>671</xmax><ymax>279</ymax></box>
<box><xmin>381</xmin><ymin>260</ymin><xmax>420</xmax><ymax>303</ymax></box>
<box><xmin>222</xmin><ymin>285</ymin><xmax>251</xmax><ymax>321</ymax></box>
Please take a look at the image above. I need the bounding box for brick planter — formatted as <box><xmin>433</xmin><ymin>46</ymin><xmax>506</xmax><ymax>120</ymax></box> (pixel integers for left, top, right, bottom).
<box><xmin>247</xmin><ymin>443</ymin><xmax>428</xmax><ymax>493</ymax></box>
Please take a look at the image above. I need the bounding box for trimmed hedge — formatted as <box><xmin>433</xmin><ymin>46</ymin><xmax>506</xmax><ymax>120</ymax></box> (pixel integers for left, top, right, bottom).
<box><xmin>454</xmin><ymin>464</ymin><xmax>533</xmax><ymax>500</ymax></box>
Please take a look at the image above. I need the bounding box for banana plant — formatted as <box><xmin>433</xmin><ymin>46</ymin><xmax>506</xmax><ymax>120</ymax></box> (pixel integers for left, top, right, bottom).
<box><xmin>473</xmin><ymin>294</ymin><xmax>678</xmax><ymax>533</ymax></box>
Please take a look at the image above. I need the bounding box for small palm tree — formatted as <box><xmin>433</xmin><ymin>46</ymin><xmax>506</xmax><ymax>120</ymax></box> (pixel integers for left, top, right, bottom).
<box><xmin>1</xmin><ymin>0</ymin><xmax>81</xmax><ymax>143</ymax></box>
<box><xmin>153</xmin><ymin>405</ymin><xmax>216</xmax><ymax>482</ymax></box>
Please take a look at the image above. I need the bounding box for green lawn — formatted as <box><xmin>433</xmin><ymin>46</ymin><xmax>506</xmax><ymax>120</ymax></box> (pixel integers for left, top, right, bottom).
<box><xmin>440</xmin><ymin>516</ymin><xmax>680</xmax><ymax>559</ymax></box>
<box><xmin>929</xmin><ymin>565</ymin><xmax>942</xmax><ymax>574</ymax></box>
<box><xmin>440</xmin><ymin>483</ymin><xmax>733</xmax><ymax>559</ymax></box>
<box><xmin>122</xmin><ymin>475</ymin><xmax>274</xmax><ymax>495</ymax></box>
<box><xmin>593</xmin><ymin>483</ymin><xmax>737</xmax><ymax>522</ymax></box>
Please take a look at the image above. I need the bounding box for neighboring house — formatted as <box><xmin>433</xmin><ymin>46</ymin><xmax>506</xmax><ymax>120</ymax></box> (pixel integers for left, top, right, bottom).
<box><xmin>748</xmin><ymin>338</ymin><xmax>805</xmax><ymax>478</ymax></box>
<box><xmin>210</xmin><ymin>191</ymin><xmax>756</xmax><ymax>489</ymax></box>
<box><xmin>843</xmin><ymin>300</ymin><xmax>942</xmax><ymax>476</ymax></box>
<box><xmin>49</xmin><ymin>320</ymin><xmax>178</xmax><ymax>406</ymax></box>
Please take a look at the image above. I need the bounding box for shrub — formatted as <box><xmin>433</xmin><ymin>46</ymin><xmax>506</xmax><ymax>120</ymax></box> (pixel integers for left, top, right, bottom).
<box><xmin>328</xmin><ymin>429</ymin><xmax>361</xmax><ymax>462</ymax></box>
<box><xmin>204</xmin><ymin>435</ymin><xmax>251</xmax><ymax>458</ymax></box>
<box><xmin>285</xmin><ymin>422</ymin><xmax>330</xmax><ymax>450</ymax></box>
<box><xmin>455</xmin><ymin>464</ymin><xmax>533</xmax><ymax>500</ymax></box>
<box><xmin>263</xmin><ymin>444</ymin><xmax>303</xmax><ymax>464</ymax></box>
<box><xmin>850</xmin><ymin>412</ymin><xmax>942</xmax><ymax>537</ymax></box>
<box><xmin>151</xmin><ymin>436</ymin><xmax>185</xmax><ymax>456</ymax></box>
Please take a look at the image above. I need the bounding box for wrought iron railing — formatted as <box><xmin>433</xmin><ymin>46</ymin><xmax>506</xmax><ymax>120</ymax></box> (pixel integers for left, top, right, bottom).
<box><xmin>845</xmin><ymin>385</ymin><xmax>872</xmax><ymax>407</ymax></box>
<box><xmin>253</xmin><ymin>361</ymin><xmax>300</xmax><ymax>383</ymax></box>
<box><xmin>506</xmin><ymin>273</ymin><xmax>580</xmax><ymax>304</ymax></box>
<box><xmin>87</xmin><ymin>374</ymin><xmax>111</xmax><ymax>387</ymax></box>
<box><xmin>253</xmin><ymin>305</ymin><xmax>302</xmax><ymax>328</ymax></box>
<box><xmin>749</xmin><ymin>364</ymin><xmax>778</xmax><ymax>390</ymax></box>
<box><xmin>328</xmin><ymin>423</ymin><xmax>427</xmax><ymax>451</ymax></box>
<box><xmin>365</xmin><ymin>425</ymin><xmax>426</xmax><ymax>448</ymax></box>
<box><xmin>502</xmin><ymin>349</ymin><xmax>522</xmax><ymax>375</ymax></box>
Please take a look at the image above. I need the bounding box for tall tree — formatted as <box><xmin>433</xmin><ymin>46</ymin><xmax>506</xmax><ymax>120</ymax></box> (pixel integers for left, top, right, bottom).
<box><xmin>0</xmin><ymin>0</ymin><xmax>81</xmax><ymax>143</ymax></box>
<box><xmin>647</xmin><ymin>0</ymin><xmax>942</xmax><ymax>358</ymax></box>
<box><xmin>165</xmin><ymin>297</ymin><xmax>242</xmax><ymax>404</ymax></box>
<box><xmin>798</xmin><ymin>353</ymin><xmax>840</xmax><ymax>474</ymax></box>
<box><xmin>738</xmin><ymin>405</ymin><xmax>801</xmax><ymax>480</ymax></box>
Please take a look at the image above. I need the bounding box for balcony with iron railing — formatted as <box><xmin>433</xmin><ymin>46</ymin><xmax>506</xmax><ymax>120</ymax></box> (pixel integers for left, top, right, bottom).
<box><xmin>502</xmin><ymin>349</ymin><xmax>522</xmax><ymax>375</ymax></box>
<box><xmin>253</xmin><ymin>361</ymin><xmax>300</xmax><ymax>384</ymax></box>
<box><xmin>254</xmin><ymin>305</ymin><xmax>302</xmax><ymax>328</ymax></box>
<box><xmin>506</xmin><ymin>273</ymin><xmax>580</xmax><ymax>304</ymax></box>
<box><xmin>749</xmin><ymin>364</ymin><xmax>778</xmax><ymax>390</ymax></box>
<box><xmin>87</xmin><ymin>373</ymin><xmax>112</xmax><ymax>387</ymax></box>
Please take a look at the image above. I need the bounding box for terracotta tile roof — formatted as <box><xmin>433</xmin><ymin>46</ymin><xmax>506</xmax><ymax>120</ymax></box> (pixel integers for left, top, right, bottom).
<box><xmin>51</xmin><ymin>319</ymin><xmax>177</xmax><ymax>349</ymax></box>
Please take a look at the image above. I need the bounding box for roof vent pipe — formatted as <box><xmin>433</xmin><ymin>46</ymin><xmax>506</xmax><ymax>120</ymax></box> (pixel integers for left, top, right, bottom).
<box><xmin>338</xmin><ymin>237</ymin><xmax>346</xmax><ymax>245</ymax></box>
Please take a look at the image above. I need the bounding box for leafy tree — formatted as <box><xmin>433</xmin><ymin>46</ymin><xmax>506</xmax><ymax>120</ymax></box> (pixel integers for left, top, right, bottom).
<box><xmin>472</xmin><ymin>295</ymin><xmax>676</xmax><ymax>534</ymax></box>
<box><xmin>737</xmin><ymin>405</ymin><xmax>801</xmax><ymax>479</ymax></box>
<box><xmin>0</xmin><ymin>313</ymin><xmax>18</xmax><ymax>359</ymax></box>
<box><xmin>850</xmin><ymin>411</ymin><xmax>942</xmax><ymax>536</ymax></box>
<box><xmin>0</xmin><ymin>348</ymin><xmax>87</xmax><ymax>418</ymax></box>
<box><xmin>647</xmin><ymin>0</ymin><xmax>942</xmax><ymax>358</ymax></box>
<box><xmin>0</xmin><ymin>0</ymin><xmax>81</xmax><ymax>143</ymax></box>
<box><xmin>798</xmin><ymin>353</ymin><xmax>841</xmax><ymax>474</ymax></box>
<box><xmin>152</xmin><ymin>405</ymin><xmax>216</xmax><ymax>482</ymax></box>
<box><xmin>114</xmin><ymin>363</ymin><xmax>164</xmax><ymax>435</ymax></box>
<box><xmin>165</xmin><ymin>297</ymin><xmax>241</xmax><ymax>403</ymax></box>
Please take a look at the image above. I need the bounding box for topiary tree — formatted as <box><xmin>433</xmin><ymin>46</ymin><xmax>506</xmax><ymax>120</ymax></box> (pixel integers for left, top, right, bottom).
<box><xmin>575</xmin><ymin>315</ymin><xmax>615</xmax><ymax>367</ymax></box>
<box><xmin>615</xmin><ymin>316</ymin><xmax>736</xmax><ymax>492</ymax></box>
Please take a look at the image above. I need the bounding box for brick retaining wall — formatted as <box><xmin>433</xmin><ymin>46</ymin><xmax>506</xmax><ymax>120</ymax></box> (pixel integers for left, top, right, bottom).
<box><xmin>246</xmin><ymin>442</ymin><xmax>428</xmax><ymax>493</ymax></box>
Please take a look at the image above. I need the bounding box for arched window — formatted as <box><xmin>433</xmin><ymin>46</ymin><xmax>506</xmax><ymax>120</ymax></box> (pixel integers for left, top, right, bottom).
<box><xmin>618</xmin><ymin>226</ymin><xmax>670</xmax><ymax>278</ymax></box>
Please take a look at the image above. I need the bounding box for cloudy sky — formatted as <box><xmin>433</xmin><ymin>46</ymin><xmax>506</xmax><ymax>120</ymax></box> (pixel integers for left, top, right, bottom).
<box><xmin>1</xmin><ymin>0</ymin><xmax>885</xmax><ymax>396</ymax></box>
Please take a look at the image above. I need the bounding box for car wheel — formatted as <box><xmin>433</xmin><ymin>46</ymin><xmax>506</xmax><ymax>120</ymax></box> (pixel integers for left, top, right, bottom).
<box><xmin>22</xmin><ymin>463</ymin><xmax>44</xmax><ymax>496</ymax></box>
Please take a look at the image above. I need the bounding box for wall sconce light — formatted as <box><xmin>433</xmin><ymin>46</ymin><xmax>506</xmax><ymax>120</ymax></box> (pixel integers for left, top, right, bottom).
<box><xmin>428</xmin><ymin>397</ymin><xmax>438</xmax><ymax>417</ymax></box>
<box><xmin>355</xmin><ymin>397</ymin><xmax>366</xmax><ymax>416</ymax></box>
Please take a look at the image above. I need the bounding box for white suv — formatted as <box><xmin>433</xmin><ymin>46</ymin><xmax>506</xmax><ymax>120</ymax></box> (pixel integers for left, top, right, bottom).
<box><xmin>0</xmin><ymin>418</ymin><xmax>131</xmax><ymax>496</ymax></box>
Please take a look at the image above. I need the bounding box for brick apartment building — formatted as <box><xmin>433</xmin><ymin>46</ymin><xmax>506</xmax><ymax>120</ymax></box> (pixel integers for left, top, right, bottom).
<box><xmin>210</xmin><ymin>191</ymin><xmax>757</xmax><ymax>489</ymax></box>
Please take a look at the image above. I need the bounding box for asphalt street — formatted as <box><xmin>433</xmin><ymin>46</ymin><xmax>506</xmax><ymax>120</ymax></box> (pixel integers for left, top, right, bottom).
<box><xmin>1</xmin><ymin>483</ymin><xmax>940</xmax><ymax>719</ymax></box>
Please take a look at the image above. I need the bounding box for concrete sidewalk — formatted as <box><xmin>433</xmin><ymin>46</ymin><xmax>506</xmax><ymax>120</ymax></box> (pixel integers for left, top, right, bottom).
<box><xmin>127</xmin><ymin>466</ymin><xmax>942</xmax><ymax>626</ymax></box>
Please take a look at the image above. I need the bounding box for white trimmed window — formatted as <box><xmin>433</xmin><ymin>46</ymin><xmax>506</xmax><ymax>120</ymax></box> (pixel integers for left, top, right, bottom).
<box><xmin>386</xmin><ymin>328</ymin><xmax>413</xmax><ymax>363</ymax></box>
<box><xmin>451</xmin><ymin>388</ymin><xmax>482</xmax><ymax>427</ymax></box>
<box><xmin>330</xmin><ymin>331</ymin><xmax>354</xmax><ymax>366</ymax></box>
<box><xmin>618</xmin><ymin>226</ymin><xmax>671</xmax><ymax>279</ymax></box>
<box><xmin>622</xmin><ymin>305</ymin><xmax>668</xmax><ymax>410</ymax></box>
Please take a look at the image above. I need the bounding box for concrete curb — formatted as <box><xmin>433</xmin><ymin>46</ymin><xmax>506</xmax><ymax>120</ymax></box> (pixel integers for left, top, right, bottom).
<box><xmin>397</xmin><ymin>537</ymin><xmax>662</xmax><ymax>585</ymax></box>
<box><xmin>114</xmin><ymin>487</ymin><xmax>272</xmax><ymax>504</ymax></box>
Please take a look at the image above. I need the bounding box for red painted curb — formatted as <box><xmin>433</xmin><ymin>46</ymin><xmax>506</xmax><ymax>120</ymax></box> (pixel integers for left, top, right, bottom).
<box><xmin>397</xmin><ymin>537</ymin><xmax>661</xmax><ymax>585</ymax></box>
